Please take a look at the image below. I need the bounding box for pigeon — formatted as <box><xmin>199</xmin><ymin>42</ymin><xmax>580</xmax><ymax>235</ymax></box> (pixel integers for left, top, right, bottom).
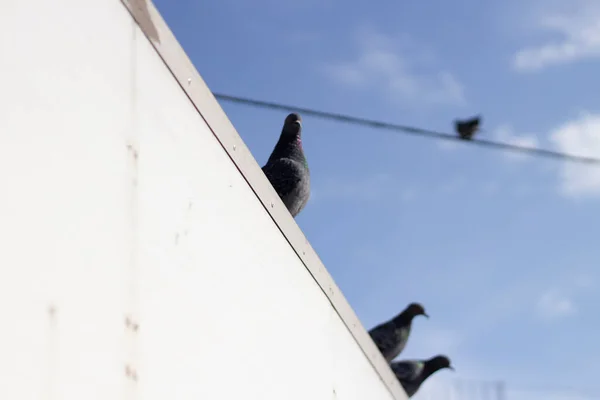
<box><xmin>262</xmin><ymin>113</ymin><xmax>310</xmax><ymax>218</ymax></box>
<box><xmin>391</xmin><ymin>355</ymin><xmax>454</xmax><ymax>398</ymax></box>
<box><xmin>368</xmin><ymin>303</ymin><xmax>429</xmax><ymax>363</ymax></box>
<box><xmin>454</xmin><ymin>115</ymin><xmax>481</xmax><ymax>140</ymax></box>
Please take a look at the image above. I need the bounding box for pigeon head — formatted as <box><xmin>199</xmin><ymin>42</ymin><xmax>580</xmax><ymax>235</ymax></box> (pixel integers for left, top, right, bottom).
<box><xmin>279</xmin><ymin>113</ymin><xmax>303</xmax><ymax>148</ymax></box>
<box><xmin>283</xmin><ymin>113</ymin><xmax>302</xmax><ymax>133</ymax></box>
<box><xmin>406</xmin><ymin>302</ymin><xmax>429</xmax><ymax>319</ymax></box>
<box><xmin>427</xmin><ymin>355</ymin><xmax>454</xmax><ymax>372</ymax></box>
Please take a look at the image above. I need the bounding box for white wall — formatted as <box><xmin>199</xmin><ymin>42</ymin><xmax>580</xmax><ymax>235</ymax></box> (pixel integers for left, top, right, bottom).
<box><xmin>0</xmin><ymin>1</ymin><xmax>406</xmax><ymax>399</ymax></box>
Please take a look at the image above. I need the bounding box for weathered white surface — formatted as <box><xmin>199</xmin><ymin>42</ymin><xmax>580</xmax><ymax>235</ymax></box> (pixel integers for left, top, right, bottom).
<box><xmin>0</xmin><ymin>0</ymin><xmax>403</xmax><ymax>399</ymax></box>
<box><xmin>0</xmin><ymin>1</ymin><xmax>133</xmax><ymax>399</ymax></box>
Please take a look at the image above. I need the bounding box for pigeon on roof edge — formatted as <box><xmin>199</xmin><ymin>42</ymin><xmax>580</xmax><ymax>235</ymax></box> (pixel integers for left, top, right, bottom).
<box><xmin>391</xmin><ymin>355</ymin><xmax>454</xmax><ymax>398</ymax></box>
<box><xmin>368</xmin><ymin>302</ymin><xmax>429</xmax><ymax>363</ymax></box>
<box><xmin>262</xmin><ymin>113</ymin><xmax>310</xmax><ymax>218</ymax></box>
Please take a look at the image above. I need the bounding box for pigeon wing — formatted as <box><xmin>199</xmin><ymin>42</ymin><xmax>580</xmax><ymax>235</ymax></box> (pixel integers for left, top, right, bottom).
<box><xmin>369</xmin><ymin>322</ymin><xmax>410</xmax><ymax>361</ymax></box>
<box><xmin>262</xmin><ymin>159</ymin><xmax>301</xmax><ymax>200</ymax></box>
<box><xmin>391</xmin><ymin>361</ymin><xmax>424</xmax><ymax>382</ymax></box>
<box><xmin>369</xmin><ymin>323</ymin><xmax>393</xmax><ymax>351</ymax></box>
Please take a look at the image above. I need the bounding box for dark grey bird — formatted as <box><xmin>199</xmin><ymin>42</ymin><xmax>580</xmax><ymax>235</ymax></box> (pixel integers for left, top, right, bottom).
<box><xmin>391</xmin><ymin>355</ymin><xmax>454</xmax><ymax>398</ymax></box>
<box><xmin>368</xmin><ymin>303</ymin><xmax>429</xmax><ymax>362</ymax></box>
<box><xmin>262</xmin><ymin>113</ymin><xmax>310</xmax><ymax>218</ymax></box>
<box><xmin>455</xmin><ymin>115</ymin><xmax>481</xmax><ymax>140</ymax></box>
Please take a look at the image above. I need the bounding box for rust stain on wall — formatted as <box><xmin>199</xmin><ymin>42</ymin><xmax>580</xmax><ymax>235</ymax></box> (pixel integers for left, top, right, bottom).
<box><xmin>46</xmin><ymin>304</ymin><xmax>57</xmax><ymax>400</ymax></box>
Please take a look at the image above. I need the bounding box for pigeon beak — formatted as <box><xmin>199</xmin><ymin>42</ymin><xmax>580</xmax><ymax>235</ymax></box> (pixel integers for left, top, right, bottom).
<box><xmin>294</xmin><ymin>121</ymin><xmax>302</xmax><ymax>127</ymax></box>
<box><xmin>422</xmin><ymin>312</ymin><xmax>429</xmax><ymax>319</ymax></box>
<box><xmin>448</xmin><ymin>365</ymin><xmax>455</xmax><ymax>371</ymax></box>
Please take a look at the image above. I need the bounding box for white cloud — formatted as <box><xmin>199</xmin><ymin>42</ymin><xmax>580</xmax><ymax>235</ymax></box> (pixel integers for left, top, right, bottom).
<box><xmin>533</xmin><ymin>272</ymin><xmax>597</xmax><ymax>321</ymax></box>
<box><xmin>512</xmin><ymin>1</ymin><xmax>600</xmax><ymax>72</ymax></box>
<box><xmin>549</xmin><ymin>112</ymin><xmax>600</xmax><ymax>198</ymax></box>
<box><xmin>323</xmin><ymin>29</ymin><xmax>465</xmax><ymax>107</ymax></box>
<box><xmin>573</xmin><ymin>273</ymin><xmax>595</xmax><ymax>289</ymax></box>
<box><xmin>535</xmin><ymin>289</ymin><xmax>576</xmax><ymax>320</ymax></box>
<box><xmin>402</xmin><ymin>267</ymin><xmax>598</xmax><ymax>400</ymax></box>
<box><xmin>493</xmin><ymin>125</ymin><xmax>539</xmax><ymax>162</ymax></box>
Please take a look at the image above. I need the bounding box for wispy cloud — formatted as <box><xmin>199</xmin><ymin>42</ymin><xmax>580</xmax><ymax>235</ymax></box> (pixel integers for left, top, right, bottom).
<box><xmin>512</xmin><ymin>1</ymin><xmax>600</xmax><ymax>72</ymax></box>
<box><xmin>535</xmin><ymin>289</ymin><xmax>576</xmax><ymax>320</ymax></box>
<box><xmin>493</xmin><ymin>125</ymin><xmax>540</xmax><ymax>161</ymax></box>
<box><xmin>322</xmin><ymin>28</ymin><xmax>465</xmax><ymax>107</ymax></box>
<box><xmin>534</xmin><ymin>271</ymin><xmax>597</xmax><ymax>321</ymax></box>
<box><xmin>494</xmin><ymin>125</ymin><xmax>539</xmax><ymax>152</ymax></box>
<box><xmin>438</xmin><ymin>264</ymin><xmax>596</xmax><ymax>352</ymax></box>
<box><xmin>549</xmin><ymin>112</ymin><xmax>600</xmax><ymax>198</ymax></box>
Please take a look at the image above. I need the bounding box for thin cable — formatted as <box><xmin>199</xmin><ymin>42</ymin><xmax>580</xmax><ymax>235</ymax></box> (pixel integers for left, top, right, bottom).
<box><xmin>213</xmin><ymin>93</ymin><xmax>600</xmax><ymax>165</ymax></box>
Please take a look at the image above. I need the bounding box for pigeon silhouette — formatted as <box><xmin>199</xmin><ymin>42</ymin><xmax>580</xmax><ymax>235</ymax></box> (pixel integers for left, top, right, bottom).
<box><xmin>262</xmin><ymin>113</ymin><xmax>310</xmax><ymax>218</ymax></box>
<box><xmin>391</xmin><ymin>355</ymin><xmax>454</xmax><ymax>398</ymax></box>
<box><xmin>369</xmin><ymin>303</ymin><xmax>428</xmax><ymax>362</ymax></box>
<box><xmin>455</xmin><ymin>115</ymin><xmax>481</xmax><ymax>140</ymax></box>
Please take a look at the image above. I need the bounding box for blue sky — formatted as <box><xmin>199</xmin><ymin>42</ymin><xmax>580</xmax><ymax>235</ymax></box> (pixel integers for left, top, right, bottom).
<box><xmin>153</xmin><ymin>0</ymin><xmax>600</xmax><ymax>398</ymax></box>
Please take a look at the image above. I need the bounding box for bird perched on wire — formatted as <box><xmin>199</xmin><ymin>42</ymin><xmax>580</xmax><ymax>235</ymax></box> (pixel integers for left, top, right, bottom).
<box><xmin>261</xmin><ymin>113</ymin><xmax>310</xmax><ymax>218</ymax></box>
<box><xmin>454</xmin><ymin>115</ymin><xmax>481</xmax><ymax>140</ymax></box>
<box><xmin>368</xmin><ymin>303</ymin><xmax>429</xmax><ymax>363</ymax></box>
<box><xmin>391</xmin><ymin>355</ymin><xmax>454</xmax><ymax>398</ymax></box>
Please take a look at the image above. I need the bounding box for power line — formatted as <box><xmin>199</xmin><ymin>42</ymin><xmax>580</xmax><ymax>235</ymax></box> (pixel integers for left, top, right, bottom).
<box><xmin>213</xmin><ymin>93</ymin><xmax>600</xmax><ymax>166</ymax></box>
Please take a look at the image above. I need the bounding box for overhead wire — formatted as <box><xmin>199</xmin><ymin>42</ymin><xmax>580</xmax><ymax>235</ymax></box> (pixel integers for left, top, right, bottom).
<box><xmin>212</xmin><ymin>93</ymin><xmax>600</xmax><ymax>166</ymax></box>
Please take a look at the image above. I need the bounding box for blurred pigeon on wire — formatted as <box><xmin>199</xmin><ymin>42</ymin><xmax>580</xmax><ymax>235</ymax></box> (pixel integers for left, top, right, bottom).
<box><xmin>368</xmin><ymin>303</ymin><xmax>428</xmax><ymax>362</ymax></box>
<box><xmin>455</xmin><ymin>115</ymin><xmax>481</xmax><ymax>140</ymax></box>
<box><xmin>391</xmin><ymin>355</ymin><xmax>454</xmax><ymax>398</ymax></box>
<box><xmin>262</xmin><ymin>113</ymin><xmax>310</xmax><ymax>217</ymax></box>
